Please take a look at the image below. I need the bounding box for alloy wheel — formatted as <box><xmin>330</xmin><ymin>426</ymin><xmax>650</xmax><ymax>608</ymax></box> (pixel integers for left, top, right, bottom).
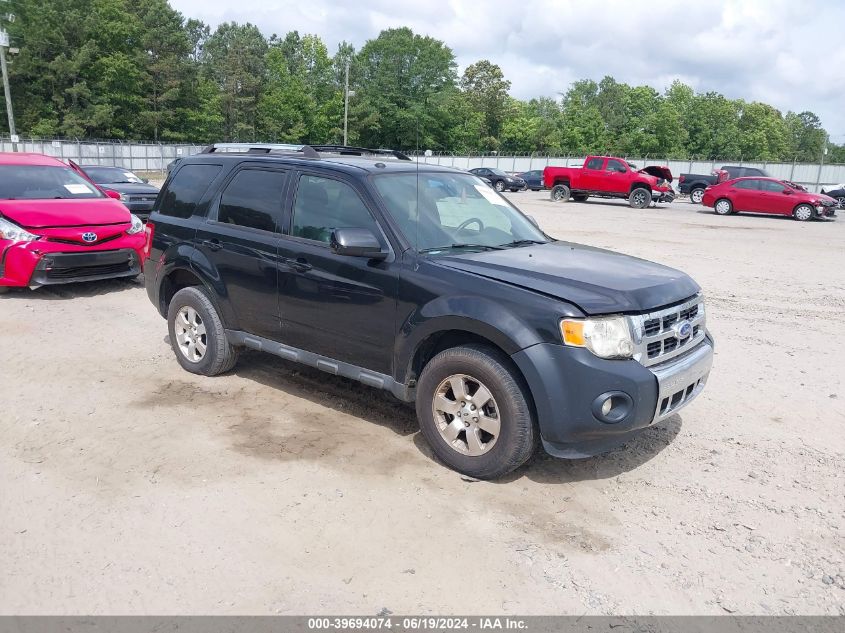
<box><xmin>432</xmin><ymin>373</ymin><xmax>501</xmax><ymax>456</ymax></box>
<box><xmin>174</xmin><ymin>306</ymin><xmax>207</xmax><ymax>362</ymax></box>
<box><xmin>691</xmin><ymin>189</ymin><xmax>704</xmax><ymax>204</ymax></box>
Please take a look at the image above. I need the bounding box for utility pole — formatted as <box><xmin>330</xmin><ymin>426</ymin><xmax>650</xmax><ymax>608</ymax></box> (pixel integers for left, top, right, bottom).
<box><xmin>343</xmin><ymin>61</ymin><xmax>349</xmax><ymax>146</ymax></box>
<box><xmin>0</xmin><ymin>25</ymin><xmax>16</xmax><ymax>151</ymax></box>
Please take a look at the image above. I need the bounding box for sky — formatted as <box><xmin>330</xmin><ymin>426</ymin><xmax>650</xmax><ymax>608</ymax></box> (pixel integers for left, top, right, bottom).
<box><xmin>169</xmin><ymin>0</ymin><xmax>845</xmax><ymax>141</ymax></box>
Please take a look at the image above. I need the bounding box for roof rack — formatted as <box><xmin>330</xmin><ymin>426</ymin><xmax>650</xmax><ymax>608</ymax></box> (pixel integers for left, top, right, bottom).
<box><xmin>198</xmin><ymin>143</ymin><xmax>412</xmax><ymax>161</ymax></box>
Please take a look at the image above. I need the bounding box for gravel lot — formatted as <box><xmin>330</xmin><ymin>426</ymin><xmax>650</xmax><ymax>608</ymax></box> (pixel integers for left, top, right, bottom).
<box><xmin>1</xmin><ymin>192</ymin><xmax>843</xmax><ymax>615</ymax></box>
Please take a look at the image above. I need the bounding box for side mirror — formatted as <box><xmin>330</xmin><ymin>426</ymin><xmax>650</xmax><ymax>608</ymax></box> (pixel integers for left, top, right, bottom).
<box><xmin>331</xmin><ymin>228</ymin><xmax>387</xmax><ymax>260</ymax></box>
<box><xmin>782</xmin><ymin>189</ymin><xmax>792</xmax><ymax>194</ymax></box>
<box><xmin>104</xmin><ymin>189</ymin><xmax>122</xmax><ymax>200</ymax></box>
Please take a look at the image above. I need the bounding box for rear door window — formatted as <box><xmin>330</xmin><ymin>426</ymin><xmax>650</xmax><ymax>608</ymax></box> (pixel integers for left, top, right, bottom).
<box><xmin>216</xmin><ymin>168</ymin><xmax>287</xmax><ymax>233</ymax></box>
<box><xmin>585</xmin><ymin>158</ymin><xmax>604</xmax><ymax>170</ymax></box>
<box><xmin>159</xmin><ymin>164</ymin><xmax>222</xmax><ymax>218</ymax></box>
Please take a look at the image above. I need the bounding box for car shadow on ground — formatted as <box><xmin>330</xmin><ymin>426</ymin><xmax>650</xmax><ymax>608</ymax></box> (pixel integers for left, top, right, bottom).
<box><xmin>0</xmin><ymin>276</ymin><xmax>143</xmax><ymax>300</ymax></box>
<box><xmin>232</xmin><ymin>349</ymin><xmax>681</xmax><ymax>482</ymax></box>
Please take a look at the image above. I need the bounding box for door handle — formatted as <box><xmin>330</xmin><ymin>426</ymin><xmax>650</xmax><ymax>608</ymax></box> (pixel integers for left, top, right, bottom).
<box><xmin>201</xmin><ymin>238</ymin><xmax>222</xmax><ymax>251</ymax></box>
<box><xmin>291</xmin><ymin>257</ymin><xmax>312</xmax><ymax>272</ymax></box>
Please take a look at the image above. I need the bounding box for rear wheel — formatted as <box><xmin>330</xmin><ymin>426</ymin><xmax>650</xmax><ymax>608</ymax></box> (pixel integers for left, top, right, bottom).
<box><xmin>550</xmin><ymin>184</ymin><xmax>570</xmax><ymax>202</ymax></box>
<box><xmin>793</xmin><ymin>204</ymin><xmax>814</xmax><ymax>221</ymax></box>
<box><xmin>167</xmin><ymin>286</ymin><xmax>239</xmax><ymax>376</ymax></box>
<box><xmin>416</xmin><ymin>344</ymin><xmax>538</xmax><ymax>479</ymax></box>
<box><xmin>714</xmin><ymin>198</ymin><xmax>732</xmax><ymax>215</ymax></box>
<box><xmin>629</xmin><ymin>187</ymin><xmax>651</xmax><ymax>209</ymax></box>
<box><xmin>690</xmin><ymin>188</ymin><xmax>705</xmax><ymax>204</ymax></box>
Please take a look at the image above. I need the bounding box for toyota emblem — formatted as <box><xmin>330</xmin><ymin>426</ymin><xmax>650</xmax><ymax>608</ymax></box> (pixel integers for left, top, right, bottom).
<box><xmin>81</xmin><ymin>232</ymin><xmax>98</xmax><ymax>243</ymax></box>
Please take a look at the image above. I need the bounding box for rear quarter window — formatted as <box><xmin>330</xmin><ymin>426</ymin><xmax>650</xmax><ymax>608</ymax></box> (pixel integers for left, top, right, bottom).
<box><xmin>159</xmin><ymin>164</ymin><xmax>222</xmax><ymax>218</ymax></box>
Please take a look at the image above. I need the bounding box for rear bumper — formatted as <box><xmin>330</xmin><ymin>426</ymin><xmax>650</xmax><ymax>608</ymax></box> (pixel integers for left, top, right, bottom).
<box><xmin>512</xmin><ymin>334</ymin><xmax>713</xmax><ymax>458</ymax></box>
<box><xmin>0</xmin><ymin>236</ymin><xmax>145</xmax><ymax>288</ymax></box>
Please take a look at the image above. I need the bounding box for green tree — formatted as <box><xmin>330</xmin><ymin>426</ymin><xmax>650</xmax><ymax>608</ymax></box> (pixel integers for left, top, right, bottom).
<box><xmin>203</xmin><ymin>22</ymin><xmax>268</xmax><ymax>140</ymax></box>
<box><xmin>460</xmin><ymin>60</ymin><xmax>511</xmax><ymax>143</ymax></box>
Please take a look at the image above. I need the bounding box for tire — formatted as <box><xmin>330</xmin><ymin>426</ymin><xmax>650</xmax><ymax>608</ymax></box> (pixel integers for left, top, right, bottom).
<box><xmin>493</xmin><ymin>180</ymin><xmax>505</xmax><ymax>192</ymax></box>
<box><xmin>793</xmin><ymin>204</ymin><xmax>814</xmax><ymax>221</ymax></box>
<box><xmin>167</xmin><ymin>286</ymin><xmax>239</xmax><ymax>376</ymax></box>
<box><xmin>629</xmin><ymin>187</ymin><xmax>651</xmax><ymax>209</ymax></box>
<box><xmin>690</xmin><ymin>188</ymin><xmax>705</xmax><ymax>204</ymax></box>
<box><xmin>0</xmin><ymin>286</ymin><xmax>10</xmax><ymax>295</ymax></box>
<box><xmin>550</xmin><ymin>184</ymin><xmax>570</xmax><ymax>202</ymax></box>
<box><xmin>416</xmin><ymin>344</ymin><xmax>538</xmax><ymax>480</ymax></box>
<box><xmin>836</xmin><ymin>196</ymin><xmax>845</xmax><ymax>209</ymax></box>
<box><xmin>714</xmin><ymin>198</ymin><xmax>732</xmax><ymax>215</ymax></box>
<box><xmin>571</xmin><ymin>194</ymin><xmax>588</xmax><ymax>202</ymax></box>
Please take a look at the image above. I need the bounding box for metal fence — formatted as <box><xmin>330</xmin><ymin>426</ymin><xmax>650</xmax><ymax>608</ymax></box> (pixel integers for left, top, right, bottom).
<box><xmin>2</xmin><ymin>137</ymin><xmax>844</xmax><ymax>192</ymax></box>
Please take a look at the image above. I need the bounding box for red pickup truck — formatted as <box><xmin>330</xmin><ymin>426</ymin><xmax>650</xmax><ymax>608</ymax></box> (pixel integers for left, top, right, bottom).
<box><xmin>543</xmin><ymin>156</ymin><xmax>674</xmax><ymax>208</ymax></box>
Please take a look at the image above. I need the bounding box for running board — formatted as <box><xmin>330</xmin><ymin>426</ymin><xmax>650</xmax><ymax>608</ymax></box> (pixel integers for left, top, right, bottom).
<box><xmin>225</xmin><ymin>330</ymin><xmax>414</xmax><ymax>402</ymax></box>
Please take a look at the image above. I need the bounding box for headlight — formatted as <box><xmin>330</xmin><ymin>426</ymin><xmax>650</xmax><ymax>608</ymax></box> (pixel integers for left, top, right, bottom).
<box><xmin>560</xmin><ymin>316</ymin><xmax>634</xmax><ymax>359</ymax></box>
<box><xmin>126</xmin><ymin>214</ymin><xmax>144</xmax><ymax>235</ymax></box>
<box><xmin>0</xmin><ymin>216</ymin><xmax>39</xmax><ymax>243</ymax></box>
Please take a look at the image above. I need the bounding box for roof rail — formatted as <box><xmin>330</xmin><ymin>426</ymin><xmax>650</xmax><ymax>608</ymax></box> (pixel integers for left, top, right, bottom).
<box><xmin>308</xmin><ymin>145</ymin><xmax>412</xmax><ymax>161</ymax></box>
<box><xmin>198</xmin><ymin>143</ymin><xmax>412</xmax><ymax>161</ymax></box>
<box><xmin>199</xmin><ymin>143</ymin><xmax>320</xmax><ymax>158</ymax></box>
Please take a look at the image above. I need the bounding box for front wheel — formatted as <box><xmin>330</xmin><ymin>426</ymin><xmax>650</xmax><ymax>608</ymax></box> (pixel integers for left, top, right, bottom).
<box><xmin>629</xmin><ymin>187</ymin><xmax>651</xmax><ymax>209</ymax></box>
<box><xmin>714</xmin><ymin>198</ymin><xmax>732</xmax><ymax>215</ymax></box>
<box><xmin>167</xmin><ymin>286</ymin><xmax>239</xmax><ymax>376</ymax></box>
<box><xmin>493</xmin><ymin>180</ymin><xmax>505</xmax><ymax>192</ymax></box>
<box><xmin>836</xmin><ymin>196</ymin><xmax>845</xmax><ymax>209</ymax></box>
<box><xmin>550</xmin><ymin>184</ymin><xmax>570</xmax><ymax>202</ymax></box>
<box><xmin>690</xmin><ymin>188</ymin><xmax>705</xmax><ymax>204</ymax></box>
<box><xmin>793</xmin><ymin>204</ymin><xmax>814</xmax><ymax>221</ymax></box>
<box><xmin>416</xmin><ymin>345</ymin><xmax>538</xmax><ymax>479</ymax></box>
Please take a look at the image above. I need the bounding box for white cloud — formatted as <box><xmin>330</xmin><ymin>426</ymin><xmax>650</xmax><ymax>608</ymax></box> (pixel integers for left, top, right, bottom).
<box><xmin>170</xmin><ymin>0</ymin><xmax>845</xmax><ymax>138</ymax></box>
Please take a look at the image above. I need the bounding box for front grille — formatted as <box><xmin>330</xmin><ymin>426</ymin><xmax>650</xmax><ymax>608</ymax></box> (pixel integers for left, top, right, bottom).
<box><xmin>629</xmin><ymin>295</ymin><xmax>706</xmax><ymax>367</ymax></box>
<box><xmin>46</xmin><ymin>233</ymin><xmax>122</xmax><ymax>247</ymax></box>
<box><xmin>658</xmin><ymin>376</ymin><xmax>706</xmax><ymax>418</ymax></box>
<box><xmin>46</xmin><ymin>261</ymin><xmax>131</xmax><ymax>280</ymax></box>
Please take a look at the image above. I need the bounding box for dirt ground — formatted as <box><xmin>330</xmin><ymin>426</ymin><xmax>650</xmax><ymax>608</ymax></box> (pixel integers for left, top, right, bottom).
<box><xmin>1</xmin><ymin>192</ymin><xmax>843</xmax><ymax>615</ymax></box>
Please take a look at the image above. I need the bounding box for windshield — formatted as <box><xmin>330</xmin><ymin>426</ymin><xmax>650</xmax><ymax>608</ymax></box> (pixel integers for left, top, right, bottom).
<box><xmin>487</xmin><ymin>168</ymin><xmax>509</xmax><ymax>177</ymax></box>
<box><xmin>372</xmin><ymin>172</ymin><xmax>547</xmax><ymax>253</ymax></box>
<box><xmin>0</xmin><ymin>165</ymin><xmax>104</xmax><ymax>200</ymax></box>
<box><xmin>83</xmin><ymin>167</ymin><xmax>144</xmax><ymax>184</ymax></box>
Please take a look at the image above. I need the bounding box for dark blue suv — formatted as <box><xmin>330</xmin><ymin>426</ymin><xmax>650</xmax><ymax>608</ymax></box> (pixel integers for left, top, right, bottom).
<box><xmin>144</xmin><ymin>144</ymin><xmax>713</xmax><ymax>479</ymax></box>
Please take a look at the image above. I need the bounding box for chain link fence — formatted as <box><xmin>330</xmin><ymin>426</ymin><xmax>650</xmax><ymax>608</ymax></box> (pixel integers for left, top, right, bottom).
<box><xmin>3</xmin><ymin>138</ymin><xmax>844</xmax><ymax>192</ymax></box>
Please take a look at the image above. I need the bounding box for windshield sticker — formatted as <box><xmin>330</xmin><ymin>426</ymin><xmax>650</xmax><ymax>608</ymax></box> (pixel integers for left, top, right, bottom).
<box><xmin>64</xmin><ymin>183</ymin><xmax>94</xmax><ymax>194</ymax></box>
<box><xmin>474</xmin><ymin>184</ymin><xmax>506</xmax><ymax>205</ymax></box>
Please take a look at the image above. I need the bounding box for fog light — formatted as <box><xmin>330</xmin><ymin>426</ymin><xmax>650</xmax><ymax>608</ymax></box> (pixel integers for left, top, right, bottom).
<box><xmin>592</xmin><ymin>391</ymin><xmax>634</xmax><ymax>424</ymax></box>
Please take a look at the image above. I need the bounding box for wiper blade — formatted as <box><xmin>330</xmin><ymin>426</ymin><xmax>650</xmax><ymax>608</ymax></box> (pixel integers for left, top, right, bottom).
<box><xmin>420</xmin><ymin>243</ymin><xmax>505</xmax><ymax>253</ymax></box>
<box><xmin>499</xmin><ymin>239</ymin><xmax>547</xmax><ymax>247</ymax></box>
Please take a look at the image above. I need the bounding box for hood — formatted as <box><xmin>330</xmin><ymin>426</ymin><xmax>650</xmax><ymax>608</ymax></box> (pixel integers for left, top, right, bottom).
<box><xmin>97</xmin><ymin>182</ymin><xmax>160</xmax><ymax>195</ymax></box>
<box><xmin>639</xmin><ymin>166</ymin><xmax>673</xmax><ymax>183</ymax></box>
<box><xmin>0</xmin><ymin>198</ymin><xmax>132</xmax><ymax>228</ymax></box>
<box><xmin>433</xmin><ymin>241</ymin><xmax>700</xmax><ymax>314</ymax></box>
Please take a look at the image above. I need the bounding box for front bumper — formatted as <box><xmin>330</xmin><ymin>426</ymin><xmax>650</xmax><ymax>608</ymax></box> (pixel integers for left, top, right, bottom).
<box><xmin>0</xmin><ymin>236</ymin><xmax>145</xmax><ymax>289</ymax></box>
<box><xmin>512</xmin><ymin>334</ymin><xmax>713</xmax><ymax>458</ymax></box>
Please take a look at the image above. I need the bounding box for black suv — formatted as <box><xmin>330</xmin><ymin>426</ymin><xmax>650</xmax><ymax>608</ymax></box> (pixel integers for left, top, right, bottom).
<box><xmin>144</xmin><ymin>144</ymin><xmax>714</xmax><ymax>479</ymax></box>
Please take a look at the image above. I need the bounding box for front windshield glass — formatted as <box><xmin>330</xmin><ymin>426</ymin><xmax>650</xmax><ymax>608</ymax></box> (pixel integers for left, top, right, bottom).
<box><xmin>372</xmin><ymin>172</ymin><xmax>547</xmax><ymax>253</ymax></box>
<box><xmin>0</xmin><ymin>165</ymin><xmax>104</xmax><ymax>200</ymax></box>
<box><xmin>84</xmin><ymin>167</ymin><xmax>143</xmax><ymax>184</ymax></box>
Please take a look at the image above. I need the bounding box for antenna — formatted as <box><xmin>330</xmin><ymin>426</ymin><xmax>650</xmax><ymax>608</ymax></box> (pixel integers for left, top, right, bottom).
<box><xmin>415</xmin><ymin>121</ymin><xmax>420</xmax><ymax>265</ymax></box>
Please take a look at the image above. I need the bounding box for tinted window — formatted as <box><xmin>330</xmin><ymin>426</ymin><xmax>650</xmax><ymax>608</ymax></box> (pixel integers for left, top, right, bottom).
<box><xmin>606</xmin><ymin>159</ymin><xmax>626</xmax><ymax>172</ymax></box>
<box><xmin>585</xmin><ymin>158</ymin><xmax>604</xmax><ymax>169</ymax></box>
<box><xmin>292</xmin><ymin>175</ymin><xmax>378</xmax><ymax>243</ymax></box>
<box><xmin>84</xmin><ymin>167</ymin><xmax>143</xmax><ymax>184</ymax></box>
<box><xmin>217</xmin><ymin>169</ymin><xmax>286</xmax><ymax>232</ymax></box>
<box><xmin>160</xmin><ymin>164</ymin><xmax>221</xmax><ymax>218</ymax></box>
<box><xmin>761</xmin><ymin>180</ymin><xmax>787</xmax><ymax>193</ymax></box>
<box><xmin>734</xmin><ymin>179</ymin><xmax>760</xmax><ymax>190</ymax></box>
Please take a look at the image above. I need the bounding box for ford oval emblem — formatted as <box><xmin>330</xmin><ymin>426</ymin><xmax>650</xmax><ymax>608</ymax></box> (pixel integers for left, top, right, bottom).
<box><xmin>674</xmin><ymin>320</ymin><xmax>693</xmax><ymax>339</ymax></box>
<box><xmin>82</xmin><ymin>232</ymin><xmax>98</xmax><ymax>243</ymax></box>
